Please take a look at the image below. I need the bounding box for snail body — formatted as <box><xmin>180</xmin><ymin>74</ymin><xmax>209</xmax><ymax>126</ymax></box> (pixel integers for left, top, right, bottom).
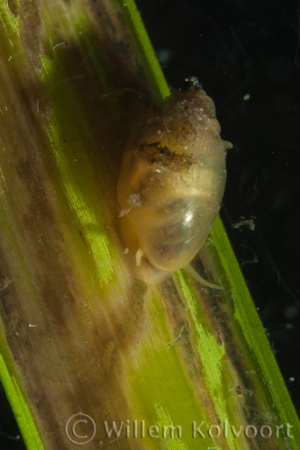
<box><xmin>117</xmin><ymin>86</ymin><xmax>232</xmax><ymax>287</ymax></box>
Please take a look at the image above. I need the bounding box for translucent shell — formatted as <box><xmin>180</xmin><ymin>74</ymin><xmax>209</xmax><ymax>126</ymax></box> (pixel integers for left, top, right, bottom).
<box><xmin>117</xmin><ymin>88</ymin><xmax>232</xmax><ymax>285</ymax></box>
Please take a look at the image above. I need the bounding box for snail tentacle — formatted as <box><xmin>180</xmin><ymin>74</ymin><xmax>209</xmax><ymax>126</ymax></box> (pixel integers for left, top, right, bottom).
<box><xmin>182</xmin><ymin>263</ymin><xmax>224</xmax><ymax>291</ymax></box>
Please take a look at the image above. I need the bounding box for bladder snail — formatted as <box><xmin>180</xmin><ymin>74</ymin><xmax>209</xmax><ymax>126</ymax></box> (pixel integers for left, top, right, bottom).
<box><xmin>117</xmin><ymin>82</ymin><xmax>232</xmax><ymax>288</ymax></box>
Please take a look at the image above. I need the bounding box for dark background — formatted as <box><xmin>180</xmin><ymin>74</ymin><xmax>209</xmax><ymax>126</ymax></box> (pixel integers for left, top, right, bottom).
<box><xmin>1</xmin><ymin>0</ymin><xmax>299</xmax><ymax>447</ymax></box>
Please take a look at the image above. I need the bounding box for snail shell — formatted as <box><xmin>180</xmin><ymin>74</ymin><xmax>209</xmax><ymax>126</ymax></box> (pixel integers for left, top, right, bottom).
<box><xmin>117</xmin><ymin>87</ymin><xmax>232</xmax><ymax>286</ymax></box>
